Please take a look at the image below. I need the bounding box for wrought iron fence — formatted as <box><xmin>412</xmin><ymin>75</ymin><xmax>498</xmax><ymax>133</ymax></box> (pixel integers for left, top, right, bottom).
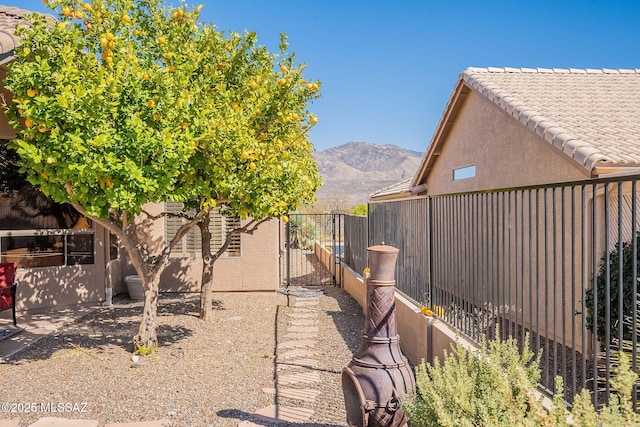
<box><xmin>343</xmin><ymin>214</ymin><xmax>368</xmax><ymax>276</ymax></box>
<box><xmin>368</xmin><ymin>174</ymin><xmax>640</xmax><ymax>406</ymax></box>
<box><xmin>368</xmin><ymin>199</ymin><xmax>430</xmax><ymax>305</ymax></box>
<box><xmin>282</xmin><ymin>213</ymin><xmax>343</xmax><ymax>286</ymax></box>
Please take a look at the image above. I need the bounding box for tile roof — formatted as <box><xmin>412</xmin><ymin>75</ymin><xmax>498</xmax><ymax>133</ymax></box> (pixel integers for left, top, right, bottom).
<box><xmin>369</xmin><ymin>178</ymin><xmax>412</xmax><ymax>201</ymax></box>
<box><xmin>462</xmin><ymin>67</ymin><xmax>640</xmax><ymax>172</ymax></box>
<box><xmin>0</xmin><ymin>6</ymin><xmax>55</xmax><ymax>65</ymax></box>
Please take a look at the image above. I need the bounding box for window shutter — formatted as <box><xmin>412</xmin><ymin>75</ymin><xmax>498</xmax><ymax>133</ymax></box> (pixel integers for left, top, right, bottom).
<box><xmin>164</xmin><ymin>203</ymin><xmax>241</xmax><ymax>258</ymax></box>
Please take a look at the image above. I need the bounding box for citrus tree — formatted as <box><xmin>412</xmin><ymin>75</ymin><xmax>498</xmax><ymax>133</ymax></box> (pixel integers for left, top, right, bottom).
<box><xmin>5</xmin><ymin>0</ymin><xmax>321</xmax><ymax>344</ymax></box>
<box><xmin>3</xmin><ymin>0</ymin><xmax>213</xmax><ymax>348</ymax></box>
<box><xmin>175</xmin><ymin>30</ymin><xmax>321</xmax><ymax>320</ymax></box>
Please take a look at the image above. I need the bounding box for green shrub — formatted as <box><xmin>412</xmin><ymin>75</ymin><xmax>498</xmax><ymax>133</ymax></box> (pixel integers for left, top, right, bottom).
<box><xmin>289</xmin><ymin>214</ymin><xmax>318</xmax><ymax>250</ymax></box>
<box><xmin>585</xmin><ymin>232</ymin><xmax>640</xmax><ymax>343</ymax></box>
<box><xmin>402</xmin><ymin>330</ymin><xmax>639</xmax><ymax>426</ymax></box>
<box><xmin>350</xmin><ymin>204</ymin><xmax>368</xmax><ymax>216</ymax></box>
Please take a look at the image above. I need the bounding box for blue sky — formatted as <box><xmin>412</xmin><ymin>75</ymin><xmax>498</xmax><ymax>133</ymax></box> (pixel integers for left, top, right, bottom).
<box><xmin>5</xmin><ymin>0</ymin><xmax>640</xmax><ymax>153</ymax></box>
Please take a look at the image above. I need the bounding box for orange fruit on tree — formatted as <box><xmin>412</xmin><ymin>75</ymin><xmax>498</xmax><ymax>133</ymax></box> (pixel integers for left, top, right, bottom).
<box><xmin>249</xmin><ymin>162</ymin><xmax>256</xmax><ymax>170</ymax></box>
<box><xmin>37</xmin><ymin>123</ymin><xmax>47</xmax><ymax>133</ymax></box>
<box><xmin>105</xmin><ymin>32</ymin><xmax>115</xmax><ymax>41</ymax></box>
<box><xmin>62</xmin><ymin>6</ymin><xmax>71</xmax><ymax>16</ymax></box>
<box><xmin>278</xmin><ymin>78</ymin><xmax>287</xmax><ymax>86</ymax></box>
<box><xmin>157</xmin><ymin>36</ymin><xmax>166</xmax><ymax>44</ymax></box>
<box><xmin>249</xmin><ymin>81</ymin><xmax>258</xmax><ymax>89</ymax></box>
<box><xmin>24</xmin><ymin>118</ymin><xmax>34</xmax><ymax>128</ymax></box>
<box><xmin>231</xmin><ymin>102</ymin><xmax>239</xmax><ymax>111</ymax></box>
<box><xmin>82</xmin><ymin>3</ymin><xmax>91</xmax><ymax>11</ymax></box>
<box><xmin>27</xmin><ymin>88</ymin><xmax>39</xmax><ymax>97</ymax></box>
<box><xmin>147</xmin><ymin>99</ymin><xmax>156</xmax><ymax>108</ymax></box>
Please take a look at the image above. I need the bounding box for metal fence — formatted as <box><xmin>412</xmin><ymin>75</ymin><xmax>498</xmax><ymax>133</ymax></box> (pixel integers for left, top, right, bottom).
<box><xmin>343</xmin><ymin>214</ymin><xmax>368</xmax><ymax>276</ymax></box>
<box><xmin>367</xmin><ymin>174</ymin><xmax>640</xmax><ymax>406</ymax></box>
<box><xmin>282</xmin><ymin>213</ymin><xmax>343</xmax><ymax>286</ymax></box>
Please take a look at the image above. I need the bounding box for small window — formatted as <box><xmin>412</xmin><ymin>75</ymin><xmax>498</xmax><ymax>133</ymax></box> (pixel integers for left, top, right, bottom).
<box><xmin>165</xmin><ymin>203</ymin><xmax>241</xmax><ymax>258</ymax></box>
<box><xmin>453</xmin><ymin>165</ymin><xmax>476</xmax><ymax>181</ymax></box>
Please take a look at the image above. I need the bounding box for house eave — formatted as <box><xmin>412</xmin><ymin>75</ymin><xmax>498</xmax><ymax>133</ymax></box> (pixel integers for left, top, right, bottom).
<box><xmin>411</xmin><ymin>80</ymin><xmax>470</xmax><ymax>189</ymax></box>
<box><xmin>592</xmin><ymin>166</ymin><xmax>640</xmax><ymax>178</ymax></box>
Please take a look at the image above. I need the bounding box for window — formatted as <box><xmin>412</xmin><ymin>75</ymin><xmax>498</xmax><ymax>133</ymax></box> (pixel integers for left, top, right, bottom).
<box><xmin>453</xmin><ymin>165</ymin><xmax>476</xmax><ymax>181</ymax></box>
<box><xmin>0</xmin><ymin>142</ymin><xmax>94</xmax><ymax>268</ymax></box>
<box><xmin>164</xmin><ymin>202</ymin><xmax>241</xmax><ymax>258</ymax></box>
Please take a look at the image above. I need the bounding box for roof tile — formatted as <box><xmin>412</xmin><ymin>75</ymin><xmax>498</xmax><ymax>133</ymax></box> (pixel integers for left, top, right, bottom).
<box><xmin>461</xmin><ymin>67</ymin><xmax>640</xmax><ymax>169</ymax></box>
<box><xmin>0</xmin><ymin>6</ymin><xmax>55</xmax><ymax>64</ymax></box>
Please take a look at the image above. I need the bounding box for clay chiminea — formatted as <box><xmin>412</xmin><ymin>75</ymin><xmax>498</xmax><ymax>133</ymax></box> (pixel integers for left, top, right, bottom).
<box><xmin>342</xmin><ymin>244</ymin><xmax>416</xmax><ymax>427</ymax></box>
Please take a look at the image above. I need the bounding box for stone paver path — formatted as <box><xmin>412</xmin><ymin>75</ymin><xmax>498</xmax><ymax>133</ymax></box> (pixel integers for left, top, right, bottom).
<box><xmin>243</xmin><ymin>296</ymin><xmax>324</xmax><ymax>425</ymax></box>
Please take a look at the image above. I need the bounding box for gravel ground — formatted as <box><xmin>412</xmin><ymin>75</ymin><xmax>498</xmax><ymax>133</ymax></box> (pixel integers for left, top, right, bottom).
<box><xmin>0</xmin><ymin>286</ymin><xmax>364</xmax><ymax>426</ymax></box>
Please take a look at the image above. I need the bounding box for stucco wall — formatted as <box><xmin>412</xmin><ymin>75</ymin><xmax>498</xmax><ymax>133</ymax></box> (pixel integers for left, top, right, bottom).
<box><xmin>341</xmin><ymin>263</ymin><xmax>366</xmax><ymax>311</ymax></box>
<box><xmin>158</xmin><ymin>216</ymin><xmax>281</xmax><ymax>292</ymax></box>
<box><xmin>339</xmin><ymin>261</ymin><xmax>468</xmax><ymax>367</ymax></box>
<box><xmin>426</xmin><ymin>91</ymin><xmax>588</xmax><ymax>196</ymax></box>
<box><xmin>314</xmin><ymin>242</ymin><xmax>340</xmax><ymax>284</ymax></box>
<box><xmin>15</xmin><ymin>225</ymin><xmax>107</xmax><ymax>313</ymax></box>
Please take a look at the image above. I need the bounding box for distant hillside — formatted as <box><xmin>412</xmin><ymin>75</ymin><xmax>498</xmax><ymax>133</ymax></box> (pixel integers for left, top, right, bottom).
<box><xmin>311</xmin><ymin>142</ymin><xmax>423</xmax><ymax>211</ymax></box>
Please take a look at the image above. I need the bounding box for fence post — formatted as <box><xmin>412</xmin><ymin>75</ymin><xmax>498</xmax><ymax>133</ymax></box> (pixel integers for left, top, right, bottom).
<box><xmin>428</xmin><ymin>196</ymin><xmax>434</xmax><ymax>307</ymax></box>
<box><xmin>331</xmin><ymin>214</ymin><xmax>336</xmax><ymax>285</ymax></box>
<box><xmin>285</xmin><ymin>218</ymin><xmax>291</xmax><ymax>288</ymax></box>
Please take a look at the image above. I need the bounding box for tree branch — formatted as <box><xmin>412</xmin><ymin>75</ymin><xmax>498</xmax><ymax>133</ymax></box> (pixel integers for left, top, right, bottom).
<box><xmin>166</xmin><ymin>208</ymin><xmax>208</xmax><ymax>253</ymax></box>
<box><xmin>211</xmin><ymin>217</ymin><xmax>273</xmax><ymax>262</ymax></box>
<box><xmin>142</xmin><ymin>209</ymin><xmax>196</xmax><ymax>222</ymax></box>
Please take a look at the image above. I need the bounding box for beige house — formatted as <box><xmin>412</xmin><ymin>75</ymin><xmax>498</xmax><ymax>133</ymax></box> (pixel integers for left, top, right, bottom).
<box><xmin>0</xmin><ymin>6</ymin><xmax>279</xmax><ymax>318</ymax></box>
<box><xmin>370</xmin><ymin>67</ymin><xmax>640</xmax><ymax>355</ymax></box>
<box><xmin>374</xmin><ymin>66</ymin><xmax>640</xmax><ymax>202</ymax></box>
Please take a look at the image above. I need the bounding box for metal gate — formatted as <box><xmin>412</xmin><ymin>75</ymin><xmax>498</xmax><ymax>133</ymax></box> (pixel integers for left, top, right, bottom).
<box><xmin>281</xmin><ymin>213</ymin><xmax>343</xmax><ymax>287</ymax></box>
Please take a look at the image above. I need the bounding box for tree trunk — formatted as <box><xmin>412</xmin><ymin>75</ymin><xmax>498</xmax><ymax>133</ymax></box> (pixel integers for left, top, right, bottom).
<box><xmin>199</xmin><ymin>213</ymin><xmax>215</xmax><ymax>320</ymax></box>
<box><xmin>133</xmin><ymin>272</ymin><xmax>161</xmax><ymax>349</ymax></box>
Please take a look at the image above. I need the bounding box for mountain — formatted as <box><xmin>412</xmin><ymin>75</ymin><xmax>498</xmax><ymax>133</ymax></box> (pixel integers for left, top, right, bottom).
<box><xmin>311</xmin><ymin>142</ymin><xmax>423</xmax><ymax>210</ymax></box>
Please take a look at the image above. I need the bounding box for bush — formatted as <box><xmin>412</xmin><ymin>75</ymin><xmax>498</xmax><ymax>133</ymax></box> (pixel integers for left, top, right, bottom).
<box><xmin>350</xmin><ymin>204</ymin><xmax>367</xmax><ymax>216</ymax></box>
<box><xmin>585</xmin><ymin>232</ymin><xmax>640</xmax><ymax>343</ymax></box>
<box><xmin>288</xmin><ymin>214</ymin><xmax>318</xmax><ymax>250</ymax></box>
<box><xmin>402</xmin><ymin>329</ymin><xmax>639</xmax><ymax>426</ymax></box>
